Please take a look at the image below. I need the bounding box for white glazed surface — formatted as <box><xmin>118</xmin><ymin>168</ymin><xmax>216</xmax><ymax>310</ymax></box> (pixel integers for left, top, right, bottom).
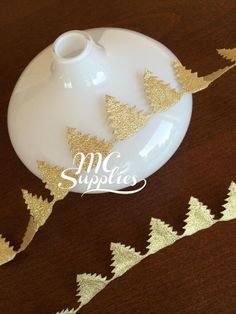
<box><xmin>8</xmin><ymin>28</ymin><xmax>192</xmax><ymax>193</ymax></box>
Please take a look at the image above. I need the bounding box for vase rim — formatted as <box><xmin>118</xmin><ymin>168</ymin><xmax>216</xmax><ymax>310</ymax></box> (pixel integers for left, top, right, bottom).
<box><xmin>52</xmin><ymin>30</ymin><xmax>92</xmax><ymax>64</ymax></box>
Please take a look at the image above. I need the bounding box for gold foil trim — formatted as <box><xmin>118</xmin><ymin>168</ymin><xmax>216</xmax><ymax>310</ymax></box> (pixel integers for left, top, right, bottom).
<box><xmin>221</xmin><ymin>182</ymin><xmax>236</xmax><ymax>221</ymax></box>
<box><xmin>22</xmin><ymin>190</ymin><xmax>53</xmax><ymax>227</ymax></box>
<box><xmin>54</xmin><ymin>309</ymin><xmax>77</xmax><ymax>314</ymax></box>
<box><xmin>183</xmin><ymin>197</ymin><xmax>215</xmax><ymax>236</ymax></box>
<box><xmin>218</xmin><ymin>48</ymin><xmax>236</xmax><ymax>63</ymax></box>
<box><xmin>146</xmin><ymin>218</ymin><xmax>179</xmax><ymax>255</ymax></box>
<box><xmin>110</xmin><ymin>242</ymin><xmax>143</xmax><ymax>278</ymax></box>
<box><xmin>173</xmin><ymin>59</ymin><xmax>235</xmax><ymax>93</ymax></box>
<box><xmin>0</xmin><ymin>235</ymin><xmax>16</xmax><ymax>265</ymax></box>
<box><xmin>204</xmin><ymin>65</ymin><xmax>235</xmax><ymax>82</ymax></box>
<box><xmin>173</xmin><ymin>60</ymin><xmax>211</xmax><ymax>93</ymax></box>
<box><xmin>0</xmin><ymin>161</ymin><xmax>70</xmax><ymax>266</ymax></box>
<box><xmin>76</xmin><ymin>274</ymin><xmax>109</xmax><ymax>307</ymax></box>
<box><xmin>18</xmin><ymin>217</ymin><xmax>39</xmax><ymax>253</ymax></box>
<box><xmin>37</xmin><ymin>161</ymin><xmax>71</xmax><ymax>201</ymax></box>
<box><xmin>67</xmin><ymin>128</ymin><xmax>113</xmax><ymax>171</ymax></box>
<box><xmin>144</xmin><ymin>69</ymin><xmax>183</xmax><ymax>112</ymax></box>
<box><xmin>56</xmin><ymin>182</ymin><xmax>236</xmax><ymax>313</ymax></box>
<box><xmin>106</xmin><ymin>95</ymin><xmax>151</xmax><ymax>140</ymax></box>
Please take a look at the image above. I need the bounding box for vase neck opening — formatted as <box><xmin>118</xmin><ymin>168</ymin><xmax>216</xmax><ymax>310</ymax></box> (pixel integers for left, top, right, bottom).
<box><xmin>51</xmin><ymin>30</ymin><xmax>106</xmax><ymax>87</ymax></box>
<box><xmin>53</xmin><ymin>31</ymin><xmax>92</xmax><ymax>63</ymax></box>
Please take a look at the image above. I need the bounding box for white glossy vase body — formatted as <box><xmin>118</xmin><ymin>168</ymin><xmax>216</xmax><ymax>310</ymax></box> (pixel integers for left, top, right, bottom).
<box><xmin>8</xmin><ymin>28</ymin><xmax>192</xmax><ymax>193</ymax></box>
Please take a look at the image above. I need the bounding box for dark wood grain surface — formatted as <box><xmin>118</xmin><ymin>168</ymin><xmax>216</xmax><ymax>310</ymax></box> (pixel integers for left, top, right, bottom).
<box><xmin>0</xmin><ymin>1</ymin><xmax>236</xmax><ymax>313</ymax></box>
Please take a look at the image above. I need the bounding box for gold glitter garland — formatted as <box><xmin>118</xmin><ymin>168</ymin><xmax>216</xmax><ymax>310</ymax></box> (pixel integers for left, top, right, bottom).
<box><xmin>105</xmin><ymin>95</ymin><xmax>151</xmax><ymax>140</ymax></box>
<box><xmin>217</xmin><ymin>47</ymin><xmax>236</xmax><ymax>62</ymax></box>
<box><xmin>37</xmin><ymin>161</ymin><xmax>72</xmax><ymax>201</ymax></box>
<box><xmin>54</xmin><ymin>182</ymin><xmax>236</xmax><ymax>314</ymax></box>
<box><xmin>144</xmin><ymin>69</ymin><xmax>183</xmax><ymax>112</ymax></box>
<box><xmin>67</xmin><ymin>128</ymin><xmax>113</xmax><ymax>169</ymax></box>
<box><xmin>22</xmin><ymin>190</ymin><xmax>54</xmax><ymax>227</ymax></box>
<box><xmin>0</xmin><ymin>46</ymin><xmax>235</xmax><ymax>267</ymax></box>
<box><xmin>0</xmin><ymin>161</ymin><xmax>69</xmax><ymax>266</ymax></box>
<box><xmin>0</xmin><ymin>235</ymin><xmax>16</xmax><ymax>265</ymax></box>
<box><xmin>172</xmin><ymin>60</ymin><xmax>235</xmax><ymax>93</ymax></box>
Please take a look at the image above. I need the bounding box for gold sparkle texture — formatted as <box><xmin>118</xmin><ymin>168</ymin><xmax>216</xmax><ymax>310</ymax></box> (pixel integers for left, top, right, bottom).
<box><xmin>18</xmin><ymin>217</ymin><xmax>39</xmax><ymax>253</ymax></box>
<box><xmin>67</xmin><ymin>128</ymin><xmax>113</xmax><ymax>171</ymax></box>
<box><xmin>173</xmin><ymin>60</ymin><xmax>210</xmax><ymax>93</ymax></box>
<box><xmin>221</xmin><ymin>181</ymin><xmax>236</xmax><ymax>221</ymax></box>
<box><xmin>22</xmin><ymin>189</ymin><xmax>53</xmax><ymax>227</ymax></box>
<box><xmin>218</xmin><ymin>47</ymin><xmax>236</xmax><ymax>63</ymax></box>
<box><xmin>173</xmin><ymin>59</ymin><xmax>235</xmax><ymax>93</ymax></box>
<box><xmin>144</xmin><ymin>69</ymin><xmax>182</xmax><ymax>112</ymax></box>
<box><xmin>110</xmin><ymin>242</ymin><xmax>143</xmax><ymax>278</ymax></box>
<box><xmin>76</xmin><ymin>274</ymin><xmax>108</xmax><ymax>307</ymax></box>
<box><xmin>0</xmin><ymin>235</ymin><xmax>16</xmax><ymax>265</ymax></box>
<box><xmin>37</xmin><ymin>160</ymin><xmax>72</xmax><ymax>201</ymax></box>
<box><xmin>106</xmin><ymin>95</ymin><xmax>150</xmax><ymax>140</ymax></box>
<box><xmin>183</xmin><ymin>197</ymin><xmax>215</xmax><ymax>236</ymax></box>
<box><xmin>146</xmin><ymin>218</ymin><xmax>179</xmax><ymax>254</ymax></box>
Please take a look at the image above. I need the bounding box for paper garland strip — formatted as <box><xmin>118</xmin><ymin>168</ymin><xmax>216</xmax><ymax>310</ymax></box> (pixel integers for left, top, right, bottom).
<box><xmin>0</xmin><ymin>161</ymin><xmax>70</xmax><ymax>266</ymax></box>
<box><xmin>172</xmin><ymin>60</ymin><xmax>236</xmax><ymax>93</ymax></box>
<box><xmin>54</xmin><ymin>182</ymin><xmax>236</xmax><ymax>314</ymax></box>
<box><xmin>0</xmin><ymin>46</ymin><xmax>235</xmax><ymax>267</ymax></box>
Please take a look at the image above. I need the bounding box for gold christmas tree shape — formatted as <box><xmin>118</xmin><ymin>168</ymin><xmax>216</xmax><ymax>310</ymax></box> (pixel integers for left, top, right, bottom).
<box><xmin>76</xmin><ymin>273</ymin><xmax>109</xmax><ymax>307</ymax></box>
<box><xmin>218</xmin><ymin>47</ymin><xmax>236</xmax><ymax>63</ymax></box>
<box><xmin>106</xmin><ymin>95</ymin><xmax>151</xmax><ymax>140</ymax></box>
<box><xmin>37</xmin><ymin>160</ymin><xmax>73</xmax><ymax>201</ymax></box>
<box><xmin>55</xmin><ymin>182</ymin><xmax>236</xmax><ymax>313</ymax></box>
<box><xmin>0</xmin><ymin>161</ymin><xmax>71</xmax><ymax>266</ymax></box>
<box><xmin>0</xmin><ymin>235</ymin><xmax>16</xmax><ymax>265</ymax></box>
<box><xmin>110</xmin><ymin>242</ymin><xmax>143</xmax><ymax>278</ymax></box>
<box><xmin>144</xmin><ymin>69</ymin><xmax>183</xmax><ymax>112</ymax></box>
<box><xmin>173</xmin><ymin>60</ymin><xmax>209</xmax><ymax>93</ymax></box>
<box><xmin>67</xmin><ymin>128</ymin><xmax>113</xmax><ymax>171</ymax></box>
<box><xmin>173</xmin><ymin>59</ymin><xmax>235</xmax><ymax>93</ymax></box>
<box><xmin>183</xmin><ymin>197</ymin><xmax>215</xmax><ymax>236</ymax></box>
<box><xmin>146</xmin><ymin>218</ymin><xmax>179</xmax><ymax>254</ymax></box>
<box><xmin>221</xmin><ymin>181</ymin><xmax>236</xmax><ymax>221</ymax></box>
<box><xmin>22</xmin><ymin>190</ymin><xmax>53</xmax><ymax>227</ymax></box>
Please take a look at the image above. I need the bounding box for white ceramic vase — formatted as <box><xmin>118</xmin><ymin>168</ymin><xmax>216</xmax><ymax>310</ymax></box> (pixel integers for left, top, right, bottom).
<box><xmin>8</xmin><ymin>28</ymin><xmax>192</xmax><ymax>193</ymax></box>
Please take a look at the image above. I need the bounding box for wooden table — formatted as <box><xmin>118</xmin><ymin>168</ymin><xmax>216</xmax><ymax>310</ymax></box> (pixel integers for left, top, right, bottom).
<box><xmin>0</xmin><ymin>1</ymin><xmax>235</xmax><ymax>313</ymax></box>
